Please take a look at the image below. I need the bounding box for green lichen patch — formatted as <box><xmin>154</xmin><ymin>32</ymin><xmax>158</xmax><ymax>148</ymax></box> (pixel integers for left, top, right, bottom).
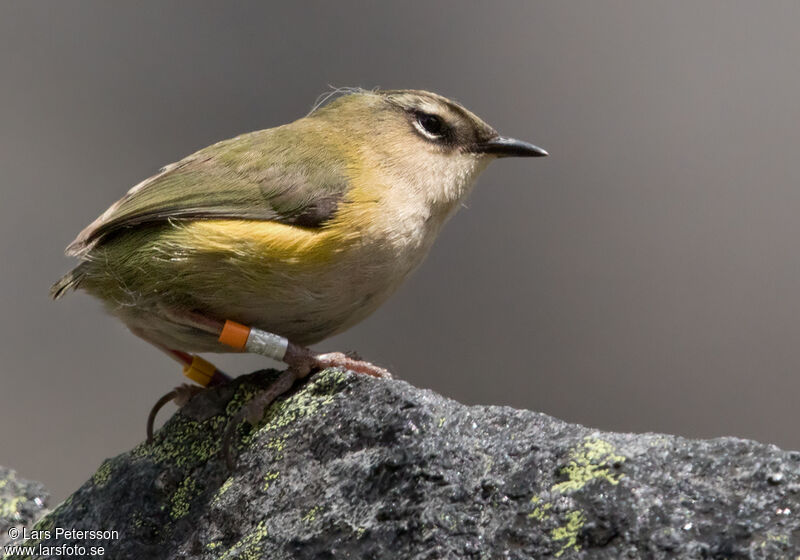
<box><xmin>551</xmin><ymin>437</ymin><xmax>626</xmax><ymax>494</ymax></box>
<box><xmin>219</xmin><ymin>519</ymin><xmax>268</xmax><ymax>560</ymax></box>
<box><xmin>132</xmin><ymin>413</ymin><xmax>226</xmax><ymax>469</ymax></box>
<box><xmin>219</xmin><ymin>369</ymin><xmax>350</xmax><ymax>463</ymax></box>
<box><xmin>262</xmin><ymin>471</ymin><xmax>280</xmax><ymax>491</ymax></box>
<box><xmin>233</xmin><ymin>369</ymin><xmax>349</xmax><ymax>461</ymax></box>
<box><xmin>552</xmin><ymin>510</ymin><xmax>586</xmax><ymax>557</ymax></box>
<box><xmin>130</xmin><ymin>511</ymin><xmax>144</xmax><ymax>529</ymax></box>
<box><xmin>258</xmin><ymin>369</ymin><xmax>348</xmax><ymax>432</ymax></box>
<box><xmin>212</xmin><ymin>477</ymin><xmax>234</xmax><ymax>506</ymax></box>
<box><xmin>262</xmin><ymin>433</ymin><xmax>288</xmax><ymax>460</ymax></box>
<box><xmin>0</xmin><ymin>471</ymin><xmax>12</xmax><ymax>491</ymax></box>
<box><xmin>524</xmin><ymin>438</ymin><xmax>626</xmax><ymax>555</ymax></box>
<box><xmin>768</xmin><ymin>533</ymin><xmax>790</xmax><ymax>544</ymax></box>
<box><xmin>169</xmin><ymin>477</ymin><xmax>201</xmax><ymax>520</ymax></box>
<box><xmin>0</xmin><ymin>495</ymin><xmax>24</xmax><ymax>519</ymax></box>
<box><xmin>355</xmin><ymin>526</ymin><xmax>366</xmax><ymax>538</ymax></box>
<box><xmin>92</xmin><ymin>459</ymin><xmax>114</xmax><ymax>487</ymax></box>
<box><xmin>224</xmin><ymin>382</ymin><xmax>264</xmax><ymax>418</ymax></box>
<box><xmin>302</xmin><ymin>505</ymin><xmax>323</xmax><ymax>523</ymax></box>
<box><xmin>528</xmin><ymin>496</ymin><xmax>552</xmax><ymax>522</ymax></box>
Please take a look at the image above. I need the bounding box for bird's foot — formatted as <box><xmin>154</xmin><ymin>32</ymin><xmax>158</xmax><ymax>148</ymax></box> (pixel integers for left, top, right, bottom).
<box><xmin>310</xmin><ymin>351</ymin><xmax>392</xmax><ymax>379</ymax></box>
<box><xmin>221</xmin><ymin>346</ymin><xmax>391</xmax><ymax>469</ymax></box>
<box><xmin>145</xmin><ymin>354</ymin><xmax>229</xmax><ymax>443</ymax></box>
<box><xmin>282</xmin><ymin>342</ymin><xmax>392</xmax><ymax>379</ymax></box>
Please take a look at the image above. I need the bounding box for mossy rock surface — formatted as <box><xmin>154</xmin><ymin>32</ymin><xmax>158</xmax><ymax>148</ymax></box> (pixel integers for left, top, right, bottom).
<box><xmin>6</xmin><ymin>368</ymin><xmax>800</xmax><ymax>559</ymax></box>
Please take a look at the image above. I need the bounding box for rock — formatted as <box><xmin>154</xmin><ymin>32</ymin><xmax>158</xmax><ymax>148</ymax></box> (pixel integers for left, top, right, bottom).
<box><xmin>7</xmin><ymin>369</ymin><xmax>800</xmax><ymax>559</ymax></box>
<box><xmin>0</xmin><ymin>466</ymin><xmax>49</xmax><ymax>547</ymax></box>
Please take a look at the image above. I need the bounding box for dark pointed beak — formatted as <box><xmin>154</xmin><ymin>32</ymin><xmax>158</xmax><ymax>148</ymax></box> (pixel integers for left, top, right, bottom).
<box><xmin>471</xmin><ymin>136</ymin><xmax>549</xmax><ymax>158</ymax></box>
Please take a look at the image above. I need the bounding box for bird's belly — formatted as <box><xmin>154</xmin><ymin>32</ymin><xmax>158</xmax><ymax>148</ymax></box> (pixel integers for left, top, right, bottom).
<box><xmin>219</xmin><ymin>250</ymin><xmax>411</xmax><ymax>346</ymax></box>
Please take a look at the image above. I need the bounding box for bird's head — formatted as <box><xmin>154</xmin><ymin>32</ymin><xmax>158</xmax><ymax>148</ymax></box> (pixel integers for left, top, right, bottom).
<box><xmin>309</xmin><ymin>88</ymin><xmax>547</xmax><ymax>210</ymax></box>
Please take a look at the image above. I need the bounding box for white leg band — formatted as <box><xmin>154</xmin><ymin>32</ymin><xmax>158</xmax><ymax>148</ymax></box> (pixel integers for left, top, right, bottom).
<box><xmin>244</xmin><ymin>328</ymin><xmax>289</xmax><ymax>361</ymax></box>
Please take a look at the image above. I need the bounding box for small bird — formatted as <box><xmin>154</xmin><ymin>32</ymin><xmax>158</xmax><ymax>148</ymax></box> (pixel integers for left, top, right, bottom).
<box><xmin>52</xmin><ymin>88</ymin><xmax>546</xmax><ymax>461</ymax></box>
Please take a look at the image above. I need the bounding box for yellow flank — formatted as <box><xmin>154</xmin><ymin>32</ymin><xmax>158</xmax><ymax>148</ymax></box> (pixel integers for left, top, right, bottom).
<box><xmin>179</xmin><ymin>219</ymin><xmax>347</xmax><ymax>265</ymax></box>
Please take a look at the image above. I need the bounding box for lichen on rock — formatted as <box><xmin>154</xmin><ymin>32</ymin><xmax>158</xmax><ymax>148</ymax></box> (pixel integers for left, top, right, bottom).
<box><xmin>0</xmin><ymin>467</ymin><xmax>49</xmax><ymax>547</ymax></box>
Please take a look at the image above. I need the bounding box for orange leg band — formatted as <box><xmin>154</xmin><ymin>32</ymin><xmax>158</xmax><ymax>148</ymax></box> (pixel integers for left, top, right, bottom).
<box><xmin>219</xmin><ymin>320</ymin><xmax>251</xmax><ymax>350</ymax></box>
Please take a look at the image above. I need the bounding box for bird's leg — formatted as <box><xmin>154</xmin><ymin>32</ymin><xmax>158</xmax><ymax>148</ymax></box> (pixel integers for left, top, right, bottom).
<box><xmin>136</xmin><ymin>312</ymin><xmax>392</xmax><ymax>463</ymax></box>
<box><xmin>214</xmin><ymin>319</ymin><xmax>391</xmax><ymax>379</ymax></box>
<box><xmin>129</xmin><ymin>325</ymin><xmax>230</xmax><ymax>443</ymax></box>
<box><xmin>216</xmin><ymin>320</ymin><xmax>392</xmax><ymax>468</ymax></box>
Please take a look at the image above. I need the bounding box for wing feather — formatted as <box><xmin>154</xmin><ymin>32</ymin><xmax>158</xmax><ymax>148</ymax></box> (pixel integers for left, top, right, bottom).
<box><xmin>66</xmin><ymin>127</ymin><xmax>349</xmax><ymax>256</ymax></box>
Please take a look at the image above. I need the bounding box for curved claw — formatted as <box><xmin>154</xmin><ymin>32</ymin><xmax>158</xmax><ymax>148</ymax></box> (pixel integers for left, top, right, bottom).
<box><xmin>146</xmin><ymin>384</ymin><xmax>204</xmax><ymax>443</ymax></box>
<box><xmin>146</xmin><ymin>389</ymin><xmax>179</xmax><ymax>444</ymax></box>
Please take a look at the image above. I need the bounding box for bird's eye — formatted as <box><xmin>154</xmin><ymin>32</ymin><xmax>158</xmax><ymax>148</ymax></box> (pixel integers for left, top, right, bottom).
<box><xmin>414</xmin><ymin>112</ymin><xmax>446</xmax><ymax>138</ymax></box>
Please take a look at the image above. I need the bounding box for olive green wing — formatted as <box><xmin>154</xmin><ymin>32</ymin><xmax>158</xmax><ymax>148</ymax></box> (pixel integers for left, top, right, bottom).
<box><xmin>66</xmin><ymin>128</ymin><xmax>349</xmax><ymax>256</ymax></box>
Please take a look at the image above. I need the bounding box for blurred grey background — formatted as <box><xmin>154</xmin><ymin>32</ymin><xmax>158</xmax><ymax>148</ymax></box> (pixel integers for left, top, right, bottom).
<box><xmin>3</xmin><ymin>1</ymin><xmax>800</xmax><ymax>502</ymax></box>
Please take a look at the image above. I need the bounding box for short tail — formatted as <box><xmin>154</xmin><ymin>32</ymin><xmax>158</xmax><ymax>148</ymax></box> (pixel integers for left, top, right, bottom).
<box><xmin>50</xmin><ymin>267</ymin><xmax>85</xmax><ymax>300</ymax></box>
